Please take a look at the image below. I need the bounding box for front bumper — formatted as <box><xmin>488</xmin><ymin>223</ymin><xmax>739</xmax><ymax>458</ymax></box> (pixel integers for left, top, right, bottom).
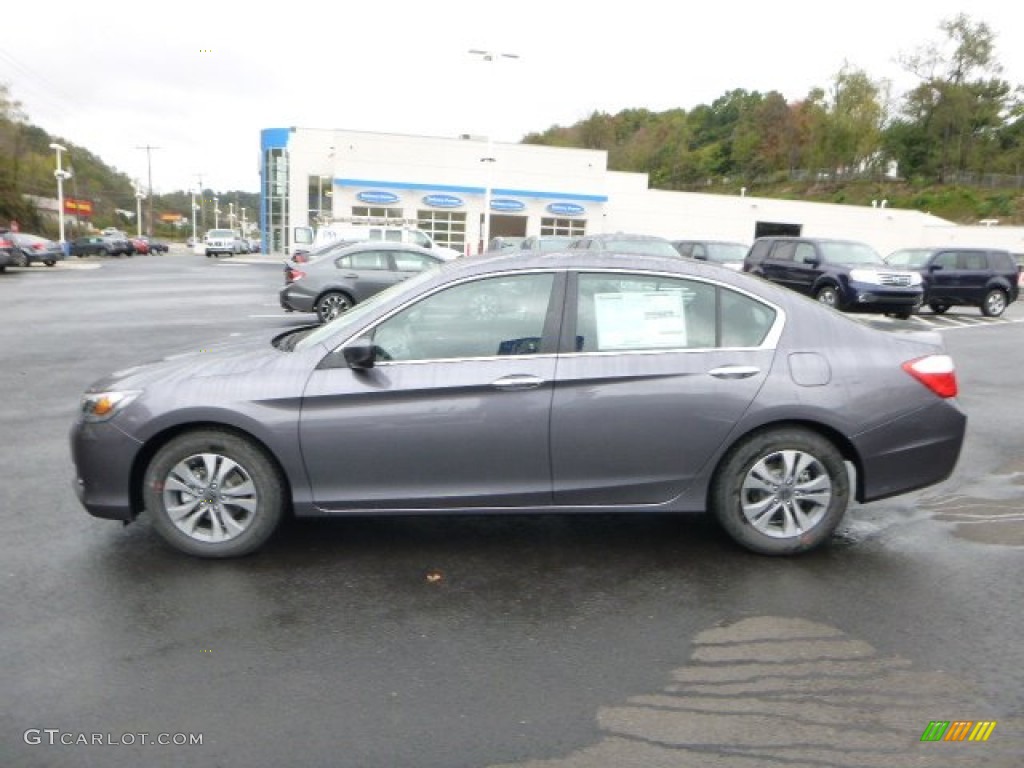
<box><xmin>70</xmin><ymin>418</ymin><xmax>144</xmax><ymax>521</ymax></box>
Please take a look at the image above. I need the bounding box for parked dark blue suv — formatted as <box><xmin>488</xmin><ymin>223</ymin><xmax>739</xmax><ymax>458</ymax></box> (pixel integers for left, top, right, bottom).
<box><xmin>884</xmin><ymin>247</ymin><xmax>1019</xmax><ymax>317</ymax></box>
<box><xmin>744</xmin><ymin>237</ymin><xmax>923</xmax><ymax>318</ymax></box>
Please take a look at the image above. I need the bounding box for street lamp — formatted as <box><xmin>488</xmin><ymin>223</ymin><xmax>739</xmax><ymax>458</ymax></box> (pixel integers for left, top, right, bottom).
<box><xmin>190</xmin><ymin>189</ymin><xmax>198</xmax><ymax>245</ymax></box>
<box><xmin>469</xmin><ymin>49</ymin><xmax>519</xmax><ymax>253</ymax></box>
<box><xmin>228</xmin><ymin>201</ymin><xmax>235</xmax><ymax>230</ymax></box>
<box><xmin>134</xmin><ymin>186</ymin><xmax>146</xmax><ymax>237</ymax></box>
<box><xmin>214</xmin><ymin>196</ymin><xmax>220</xmax><ymax>228</ymax></box>
<box><xmin>49</xmin><ymin>143</ymin><xmax>70</xmax><ymax>245</ymax></box>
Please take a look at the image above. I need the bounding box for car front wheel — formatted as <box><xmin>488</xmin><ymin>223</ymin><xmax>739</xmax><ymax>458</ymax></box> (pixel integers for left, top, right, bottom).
<box><xmin>710</xmin><ymin>428</ymin><xmax>849</xmax><ymax>555</ymax></box>
<box><xmin>928</xmin><ymin>302</ymin><xmax>950</xmax><ymax>314</ymax></box>
<box><xmin>143</xmin><ymin>429</ymin><xmax>286</xmax><ymax>558</ymax></box>
<box><xmin>315</xmin><ymin>291</ymin><xmax>355</xmax><ymax>323</ymax></box>
<box><xmin>981</xmin><ymin>289</ymin><xmax>1007</xmax><ymax>318</ymax></box>
<box><xmin>12</xmin><ymin>250</ymin><xmax>29</xmax><ymax>268</ymax></box>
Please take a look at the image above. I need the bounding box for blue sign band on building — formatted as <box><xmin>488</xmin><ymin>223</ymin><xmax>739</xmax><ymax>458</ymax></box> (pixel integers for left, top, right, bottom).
<box><xmin>490</xmin><ymin>198</ymin><xmax>525</xmax><ymax>212</ymax></box>
<box><xmin>546</xmin><ymin>202</ymin><xmax>585</xmax><ymax>216</ymax></box>
<box><xmin>357</xmin><ymin>190</ymin><xmax>400</xmax><ymax>205</ymax></box>
<box><xmin>423</xmin><ymin>194</ymin><xmax>464</xmax><ymax>208</ymax></box>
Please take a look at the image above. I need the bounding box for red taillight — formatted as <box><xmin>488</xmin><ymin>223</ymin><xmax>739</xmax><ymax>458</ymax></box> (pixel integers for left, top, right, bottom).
<box><xmin>33</xmin><ymin>243</ymin><xmax>46</xmax><ymax>251</ymax></box>
<box><xmin>286</xmin><ymin>268</ymin><xmax>305</xmax><ymax>283</ymax></box>
<box><xmin>293</xmin><ymin>253</ymin><xmax>309</xmax><ymax>263</ymax></box>
<box><xmin>902</xmin><ymin>355</ymin><xmax>958</xmax><ymax>398</ymax></box>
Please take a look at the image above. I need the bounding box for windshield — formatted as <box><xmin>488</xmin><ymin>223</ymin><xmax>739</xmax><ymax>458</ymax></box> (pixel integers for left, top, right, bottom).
<box><xmin>293</xmin><ymin>265</ymin><xmax>442</xmax><ymax>351</ymax></box>
<box><xmin>207</xmin><ymin>229</ymin><xmax>236</xmax><ymax>238</ymax></box>
<box><xmin>705</xmin><ymin>243</ymin><xmax>748</xmax><ymax>262</ymax></box>
<box><xmin>535</xmin><ymin>237</ymin><xmax>573</xmax><ymax>252</ymax></box>
<box><xmin>606</xmin><ymin>239</ymin><xmax>680</xmax><ymax>257</ymax></box>
<box><xmin>885</xmin><ymin>249</ymin><xmax>931</xmax><ymax>268</ymax></box>
<box><xmin>818</xmin><ymin>241</ymin><xmax>883</xmax><ymax>265</ymax></box>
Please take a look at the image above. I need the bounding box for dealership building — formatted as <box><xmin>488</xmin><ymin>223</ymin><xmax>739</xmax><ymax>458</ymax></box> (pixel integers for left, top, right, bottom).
<box><xmin>259</xmin><ymin>126</ymin><xmax>1024</xmax><ymax>257</ymax></box>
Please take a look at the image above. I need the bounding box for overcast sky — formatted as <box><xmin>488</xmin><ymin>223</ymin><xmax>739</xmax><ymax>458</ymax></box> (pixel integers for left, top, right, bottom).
<box><xmin>4</xmin><ymin>1</ymin><xmax>1022</xmax><ymax>195</ymax></box>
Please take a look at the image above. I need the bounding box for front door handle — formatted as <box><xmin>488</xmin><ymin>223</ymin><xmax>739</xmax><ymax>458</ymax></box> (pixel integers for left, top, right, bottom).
<box><xmin>491</xmin><ymin>374</ymin><xmax>545</xmax><ymax>391</ymax></box>
<box><xmin>709</xmin><ymin>365</ymin><xmax>761</xmax><ymax>380</ymax></box>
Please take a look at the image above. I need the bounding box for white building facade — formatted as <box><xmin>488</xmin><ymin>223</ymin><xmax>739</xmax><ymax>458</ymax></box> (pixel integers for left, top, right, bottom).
<box><xmin>260</xmin><ymin>126</ymin><xmax>1024</xmax><ymax>257</ymax></box>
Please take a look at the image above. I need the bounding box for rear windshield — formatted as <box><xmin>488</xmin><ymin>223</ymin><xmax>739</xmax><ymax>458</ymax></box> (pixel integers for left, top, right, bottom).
<box><xmin>207</xmin><ymin>229</ymin><xmax>236</xmax><ymax>238</ymax></box>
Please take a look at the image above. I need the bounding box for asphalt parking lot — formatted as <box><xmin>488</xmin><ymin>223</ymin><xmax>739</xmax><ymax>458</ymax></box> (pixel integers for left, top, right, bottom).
<box><xmin>2</xmin><ymin>249</ymin><xmax>1022</xmax><ymax>767</ymax></box>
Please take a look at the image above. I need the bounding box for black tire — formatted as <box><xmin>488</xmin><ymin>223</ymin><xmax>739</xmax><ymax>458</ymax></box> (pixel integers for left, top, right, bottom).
<box><xmin>315</xmin><ymin>291</ymin><xmax>355</xmax><ymax>323</ymax></box>
<box><xmin>710</xmin><ymin>428</ymin><xmax>849</xmax><ymax>556</ymax></box>
<box><xmin>928</xmin><ymin>302</ymin><xmax>950</xmax><ymax>314</ymax></box>
<box><xmin>12</xmin><ymin>250</ymin><xmax>29</xmax><ymax>268</ymax></box>
<box><xmin>44</xmin><ymin>259</ymin><xmax>56</xmax><ymax>267</ymax></box>
<box><xmin>981</xmin><ymin>289</ymin><xmax>1007</xmax><ymax>318</ymax></box>
<box><xmin>815</xmin><ymin>285</ymin><xmax>840</xmax><ymax>309</ymax></box>
<box><xmin>142</xmin><ymin>429</ymin><xmax>286</xmax><ymax>558</ymax></box>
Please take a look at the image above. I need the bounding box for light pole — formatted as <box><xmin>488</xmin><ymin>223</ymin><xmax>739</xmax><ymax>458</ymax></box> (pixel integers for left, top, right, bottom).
<box><xmin>469</xmin><ymin>49</ymin><xmax>519</xmax><ymax>253</ymax></box>
<box><xmin>190</xmin><ymin>189</ymin><xmax>198</xmax><ymax>244</ymax></box>
<box><xmin>134</xmin><ymin>186</ymin><xmax>145</xmax><ymax>237</ymax></box>
<box><xmin>214</xmin><ymin>196</ymin><xmax>220</xmax><ymax>228</ymax></box>
<box><xmin>49</xmin><ymin>143</ymin><xmax>70</xmax><ymax>245</ymax></box>
<box><xmin>228</xmin><ymin>202</ymin><xmax>235</xmax><ymax>231</ymax></box>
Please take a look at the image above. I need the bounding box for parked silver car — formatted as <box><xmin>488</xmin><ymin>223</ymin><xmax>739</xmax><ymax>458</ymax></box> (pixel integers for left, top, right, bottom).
<box><xmin>279</xmin><ymin>241</ymin><xmax>444</xmax><ymax>322</ymax></box>
<box><xmin>71</xmin><ymin>250</ymin><xmax>966</xmax><ymax>559</ymax></box>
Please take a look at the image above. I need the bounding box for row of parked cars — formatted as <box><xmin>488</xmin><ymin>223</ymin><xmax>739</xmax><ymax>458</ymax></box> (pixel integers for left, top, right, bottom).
<box><xmin>282</xmin><ymin>232</ymin><xmax>1020</xmax><ymax>326</ymax></box>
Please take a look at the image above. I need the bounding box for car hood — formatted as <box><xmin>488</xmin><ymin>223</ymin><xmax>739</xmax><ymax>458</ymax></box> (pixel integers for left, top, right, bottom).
<box><xmin>86</xmin><ymin>328</ymin><xmax>301</xmax><ymax>392</ymax></box>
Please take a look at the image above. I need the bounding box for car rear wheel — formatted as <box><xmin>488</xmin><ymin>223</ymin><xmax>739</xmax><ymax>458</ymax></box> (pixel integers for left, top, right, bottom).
<box><xmin>815</xmin><ymin>285</ymin><xmax>840</xmax><ymax>309</ymax></box>
<box><xmin>710</xmin><ymin>428</ymin><xmax>849</xmax><ymax>555</ymax></box>
<box><xmin>981</xmin><ymin>289</ymin><xmax>1007</xmax><ymax>318</ymax></box>
<box><xmin>143</xmin><ymin>429</ymin><xmax>286</xmax><ymax>558</ymax></box>
<box><xmin>44</xmin><ymin>259</ymin><xmax>56</xmax><ymax>267</ymax></box>
<box><xmin>929</xmin><ymin>302</ymin><xmax>950</xmax><ymax>314</ymax></box>
<box><xmin>12</xmin><ymin>250</ymin><xmax>28</xmax><ymax>268</ymax></box>
<box><xmin>315</xmin><ymin>291</ymin><xmax>355</xmax><ymax>323</ymax></box>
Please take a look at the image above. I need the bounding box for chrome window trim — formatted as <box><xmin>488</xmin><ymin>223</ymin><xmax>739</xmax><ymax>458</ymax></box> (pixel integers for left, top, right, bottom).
<box><xmin>330</xmin><ymin>266</ymin><xmax>787</xmax><ymax>362</ymax></box>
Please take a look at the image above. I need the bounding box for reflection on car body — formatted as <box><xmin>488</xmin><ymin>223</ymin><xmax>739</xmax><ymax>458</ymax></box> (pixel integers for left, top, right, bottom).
<box><xmin>71</xmin><ymin>251</ymin><xmax>966</xmax><ymax>560</ymax></box>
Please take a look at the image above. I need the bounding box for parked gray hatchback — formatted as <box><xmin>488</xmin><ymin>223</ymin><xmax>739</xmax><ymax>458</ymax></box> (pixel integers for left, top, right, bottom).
<box><xmin>72</xmin><ymin>251</ymin><xmax>966</xmax><ymax>559</ymax></box>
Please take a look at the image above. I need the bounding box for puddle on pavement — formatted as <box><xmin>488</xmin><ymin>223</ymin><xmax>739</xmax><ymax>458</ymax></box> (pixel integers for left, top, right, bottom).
<box><xmin>919</xmin><ymin>458</ymin><xmax>1024</xmax><ymax>547</ymax></box>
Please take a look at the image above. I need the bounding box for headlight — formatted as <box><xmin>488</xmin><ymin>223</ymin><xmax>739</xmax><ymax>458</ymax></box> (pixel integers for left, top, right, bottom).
<box><xmin>80</xmin><ymin>390</ymin><xmax>141</xmax><ymax>423</ymax></box>
<box><xmin>908</xmin><ymin>272</ymin><xmax>923</xmax><ymax>285</ymax></box>
<box><xmin>849</xmin><ymin>269</ymin><xmax>882</xmax><ymax>285</ymax></box>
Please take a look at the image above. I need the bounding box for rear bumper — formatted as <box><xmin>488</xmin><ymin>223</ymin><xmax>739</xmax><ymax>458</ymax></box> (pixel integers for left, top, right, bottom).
<box><xmin>279</xmin><ymin>284</ymin><xmax>315</xmax><ymax>313</ymax></box>
<box><xmin>853</xmin><ymin>399</ymin><xmax>967</xmax><ymax>502</ymax></box>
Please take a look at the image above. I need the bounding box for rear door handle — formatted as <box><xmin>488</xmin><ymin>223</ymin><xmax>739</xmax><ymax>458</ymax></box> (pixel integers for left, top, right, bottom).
<box><xmin>342</xmin><ymin>272</ymin><xmax>359</xmax><ymax>279</ymax></box>
<box><xmin>491</xmin><ymin>374</ymin><xmax>545</xmax><ymax>391</ymax></box>
<box><xmin>709</xmin><ymin>365</ymin><xmax>761</xmax><ymax>379</ymax></box>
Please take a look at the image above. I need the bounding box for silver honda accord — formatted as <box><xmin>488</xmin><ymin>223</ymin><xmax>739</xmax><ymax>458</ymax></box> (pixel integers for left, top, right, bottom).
<box><xmin>71</xmin><ymin>250</ymin><xmax>966</xmax><ymax>558</ymax></box>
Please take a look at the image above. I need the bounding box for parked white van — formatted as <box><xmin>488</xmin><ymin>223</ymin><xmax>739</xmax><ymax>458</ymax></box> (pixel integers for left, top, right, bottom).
<box><xmin>292</xmin><ymin>224</ymin><xmax>461</xmax><ymax>260</ymax></box>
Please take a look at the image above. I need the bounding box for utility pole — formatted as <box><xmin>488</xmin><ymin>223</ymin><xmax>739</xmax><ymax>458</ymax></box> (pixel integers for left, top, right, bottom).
<box><xmin>136</xmin><ymin>145</ymin><xmax>160</xmax><ymax>236</ymax></box>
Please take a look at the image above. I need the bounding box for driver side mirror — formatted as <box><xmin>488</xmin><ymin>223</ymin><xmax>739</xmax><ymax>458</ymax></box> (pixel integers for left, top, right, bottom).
<box><xmin>343</xmin><ymin>336</ymin><xmax>377</xmax><ymax>369</ymax></box>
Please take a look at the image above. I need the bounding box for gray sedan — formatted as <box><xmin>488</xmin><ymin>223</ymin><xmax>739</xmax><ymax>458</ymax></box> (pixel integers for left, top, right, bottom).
<box><xmin>71</xmin><ymin>251</ymin><xmax>966</xmax><ymax>559</ymax></box>
<box><xmin>279</xmin><ymin>241</ymin><xmax>445</xmax><ymax>322</ymax></box>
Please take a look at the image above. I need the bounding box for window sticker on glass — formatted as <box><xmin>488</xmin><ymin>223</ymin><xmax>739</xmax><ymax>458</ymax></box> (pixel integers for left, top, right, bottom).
<box><xmin>594</xmin><ymin>291</ymin><xmax>687</xmax><ymax>349</ymax></box>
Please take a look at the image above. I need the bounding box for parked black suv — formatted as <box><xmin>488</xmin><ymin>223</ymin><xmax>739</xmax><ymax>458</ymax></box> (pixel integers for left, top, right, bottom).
<box><xmin>743</xmin><ymin>237</ymin><xmax>923</xmax><ymax>317</ymax></box>
<box><xmin>884</xmin><ymin>247</ymin><xmax>1019</xmax><ymax>317</ymax></box>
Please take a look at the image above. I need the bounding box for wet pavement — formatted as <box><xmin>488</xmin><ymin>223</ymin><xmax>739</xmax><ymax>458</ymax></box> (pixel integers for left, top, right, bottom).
<box><xmin>1</xmin><ymin>252</ymin><xmax>1021</xmax><ymax>767</ymax></box>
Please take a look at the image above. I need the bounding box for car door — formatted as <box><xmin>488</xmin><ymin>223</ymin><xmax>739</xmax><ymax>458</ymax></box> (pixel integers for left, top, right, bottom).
<box><xmin>550</xmin><ymin>271</ymin><xmax>778</xmax><ymax>506</ymax></box>
<box><xmin>958</xmin><ymin>251</ymin><xmax>990</xmax><ymax>302</ymax></box>
<box><xmin>299</xmin><ymin>271</ymin><xmax>564</xmax><ymax>509</ymax></box>
<box><xmin>925</xmin><ymin>250</ymin><xmax>961</xmax><ymax>303</ymax></box>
